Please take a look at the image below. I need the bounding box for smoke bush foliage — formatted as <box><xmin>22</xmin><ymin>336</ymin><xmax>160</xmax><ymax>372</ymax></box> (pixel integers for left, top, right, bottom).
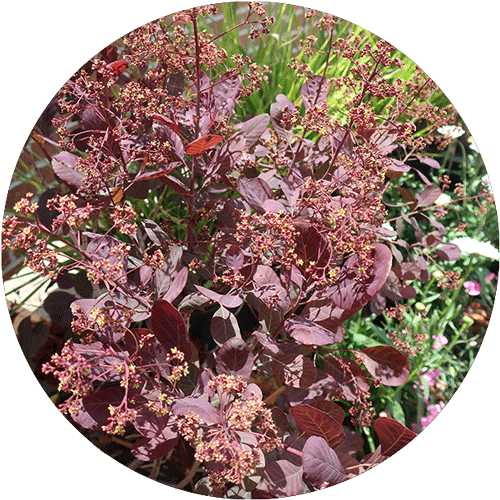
<box><xmin>2</xmin><ymin>3</ymin><xmax>494</xmax><ymax>496</ymax></box>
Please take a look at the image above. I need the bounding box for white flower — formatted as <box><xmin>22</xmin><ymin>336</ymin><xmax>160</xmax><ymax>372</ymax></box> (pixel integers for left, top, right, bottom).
<box><xmin>450</xmin><ymin>236</ymin><xmax>500</xmax><ymax>260</ymax></box>
<box><xmin>437</xmin><ymin>125</ymin><xmax>465</xmax><ymax>139</ymax></box>
<box><xmin>435</xmin><ymin>193</ymin><xmax>451</xmax><ymax>206</ymax></box>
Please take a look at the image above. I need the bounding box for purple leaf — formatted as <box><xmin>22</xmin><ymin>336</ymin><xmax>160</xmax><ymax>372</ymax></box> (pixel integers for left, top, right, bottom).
<box><xmin>205</xmin><ymin>133</ymin><xmax>245</xmax><ymax>180</ymax></box>
<box><xmin>225</xmin><ymin>245</ymin><xmax>245</xmax><ymax>270</ymax></box>
<box><xmin>171</xmin><ymin>397</ymin><xmax>221</xmax><ymax>425</ymax></box>
<box><xmin>322</xmin><ymin>356</ymin><xmax>371</xmax><ymax>401</ymax></box>
<box><xmin>301</xmin><ymin>75</ymin><xmax>330</xmax><ymax>109</ymax></box>
<box><xmin>302</xmin><ymin>436</ymin><xmax>347</xmax><ymax>488</ymax></box>
<box><xmin>162</xmin><ymin>266</ymin><xmax>189</xmax><ymax>303</ymax></box>
<box><xmin>52</xmin><ymin>151</ymin><xmax>85</xmax><ymax>189</ymax></box>
<box><xmin>356</xmin><ymin>346</ymin><xmax>410</xmax><ymax>386</ymax></box>
<box><xmin>142</xmin><ymin>219</ymin><xmax>169</xmax><ymax>245</ymax></box>
<box><xmin>284</xmin><ymin>316</ymin><xmax>344</xmax><ymax>346</ymax></box>
<box><xmin>270</xmin><ymin>101</ymin><xmax>293</xmax><ymax>143</ymax></box>
<box><xmin>416</xmin><ymin>154</ymin><xmax>441</xmax><ymax>169</ymax></box>
<box><xmin>237</xmin><ymin>176</ymin><xmax>274</xmax><ymax>213</ymax></box>
<box><xmin>417</xmin><ymin>185</ymin><xmax>442</xmax><ymax>207</ymax></box>
<box><xmin>393</xmin><ymin>262</ymin><xmax>422</xmax><ymax>281</ymax></box>
<box><xmin>215</xmin><ymin>337</ymin><xmax>253</xmax><ymax>381</ymax></box>
<box><xmin>253</xmin><ymin>283</ymin><xmax>291</xmax><ymax>314</ymax></box>
<box><xmin>239</xmin><ymin>114</ymin><xmax>270</xmax><ymax>150</ymax></box>
<box><xmin>210</xmin><ymin>305</ymin><xmax>241</xmax><ymax>346</ymax></box>
<box><xmin>422</xmin><ymin>230</ymin><xmax>443</xmax><ymax>248</ymax></box>
<box><xmin>134</xmin><ymin>398</ymin><xmax>169</xmax><ymax>438</ymax></box>
<box><xmin>213</xmin><ymin>71</ymin><xmax>241</xmax><ymax>115</ymax></box>
<box><xmin>71</xmin><ymin>386</ymin><xmax>125</xmax><ymax>430</ymax></box>
<box><xmin>329</xmin><ymin>243</ymin><xmax>392</xmax><ymax>311</ymax></box>
<box><xmin>262</xmin><ymin>460</ymin><xmax>303</xmax><ymax>497</ymax></box>
<box><xmin>292</xmin><ymin>222</ymin><xmax>332</xmax><ymax>276</ymax></box>
<box><xmin>131</xmin><ymin>423</ymin><xmax>179</xmax><ymax>461</ymax></box>
<box><xmin>373</xmin><ymin>417</ymin><xmax>417</xmax><ymax>457</ymax></box>
<box><xmin>193</xmin><ymin>285</ymin><xmax>243</xmax><ymax>309</ymax></box>
<box><xmin>271</xmin><ymin>353</ymin><xmax>324</xmax><ymax>389</ymax></box>
<box><xmin>434</xmin><ymin>243</ymin><xmax>461</xmax><ymax>261</ymax></box>
<box><xmin>386</xmin><ymin>159</ymin><xmax>411</xmax><ymax>178</ymax></box>
<box><xmin>280</xmin><ymin>171</ymin><xmax>304</xmax><ymax>211</ymax></box>
<box><xmin>152</xmin><ymin>122</ymin><xmax>185</xmax><ymax>159</ymax></box>
<box><xmin>291</xmin><ymin>404</ymin><xmax>345</xmax><ymax>449</ymax></box>
<box><xmin>151</xmin><ymin>299</ymin><xmax>191</xmax><ymax>358</ymax></box>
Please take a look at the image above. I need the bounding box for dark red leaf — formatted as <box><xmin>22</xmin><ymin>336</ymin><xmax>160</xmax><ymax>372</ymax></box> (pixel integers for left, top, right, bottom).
<box><xmin>194</xmin><ymin>284</ymin><xmax>243</xmax><ymax>309</ymax></box>
<box><xmin>291</xmin><ymin>404</ymin><xmax>345</xmax><ymax>449</ymax></box>
<box><xmin>373</xmin><ymin>417</ymin><xmax>417</xmax><ymax>457</ymax></box>
<box><xmin>271</xmin><ymin>407</ymin><xmax>289</xmax><ymax>438</ymax></box>
<box><xmin>162</xmin><ymin>266</ymin><xmax>189</xmax><ymax>303</ymax></box>
<box><xmin>239</xmin><ymin>113</ymin><xmax>270</xmax><ymax>150</ymax></box>
<box><xmin>301</xmin><ymin>75</ymin><xmax>330</xmax><ymax>109</ymax></box>
<box><xmin>417</xmin><ymin>184</ymin><xmax>442</xmax><ymax>207</ymax></box>
<box><xmin>185</xmin><ymin>134</ymin><xmax>223</xmax><ymax>155</ymax></box>
<box><xmin>308</xmin><ymin>400</ymin><xmax>345</xmax><ymax>425</ymax></box>
<box><xmin>151</xmin><ymin>113</ymin><xmax>182</xmax><ymax>135</ymax></box>
<box><xmin>322</xmin><ymin>356</ymin><xmax>371</xmax><ymax>401</ymax></box>
<box><xmin>357</xmin><ymin>346</ymin><xmax>410</xmax><ymax>386</ymax></box>
<box><xmin>262</xmin><ymin>460</ymin><xmax>303</xmax><ymax>497</ymax></box>
<box><xmin>215</xmin><ymin>337</ymin><xmax>253</xmax><ymax>381</ymax></box>
<box><xmin>131</xmin><ymin>423</ymin><xmax>179</xmax><ymax>461</ymax></box>
<box><xmin>292</xmin><ymin>221</ymin><xmax>332</xmax><ymax>275</ymax></box>
<box><xmin>237</xmin><ymin>176</ymin><xmax>274</xmax><ymax>213</ymax></box>
<box><xmin>329</xmin><ymin>243</ymin><xmax>392</xmax><ymax>311</ymax></box>
<box><xmin>284</xmin><ymin>316</ymin><xmax>344</xmax><ymax>346</ymax></box>
<box><xmin>434</xmin><ymin>243</ymin><xmax>461</xmax><ymax>261</ymax></box>
<box><xmin>225</xmin><ymin>245</ymin><xmax>245</xmax><ymax>270</ymax></box>
<box><xmin>52</xmin><ymin>151</ymin><xmax>85</xmax><ymax>189</ymax></box>
<box><xmin>171</xmin><ymin>397</ymin><xmax>221</xmax><ymax>425</ymax></box>
<box><xmin>71</xmin><ymin>386</ymin><xmax>125</xmax><ymax>430</ymax></box>
<box><xmin>211</xmin><ymin>306</ymin><xmax>241</xmax><ymax>346</ymax></box>
<box><xmin>151</xmin><ymin>299</ymin><xmax>191</xmax><ymax>358</ymax></box>
<box><xmin>108</xmin><ymin>59</ymin><xmax>128</xmax><ymax>76</ymax></box>
<box><xmin>302</xmin><ymin>436</ymin><xmax>347</xmax><ymax>488</ymax></box>
<box><xmin>271</xmin><ymin>353</ymin><xmax>324</xmax><ymax>389</ymax></box>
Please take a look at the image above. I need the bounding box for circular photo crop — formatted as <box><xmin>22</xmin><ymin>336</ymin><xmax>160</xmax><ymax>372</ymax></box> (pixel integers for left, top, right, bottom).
<box><xmin>2</xmin><ymin>2</ymin><xmax>498</xmax><ymax>497</ymax></box>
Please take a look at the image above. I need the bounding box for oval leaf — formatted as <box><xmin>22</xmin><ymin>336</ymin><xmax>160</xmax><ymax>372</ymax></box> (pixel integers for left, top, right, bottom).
<box><xmin>373</xmin><ymin>417</ymin><xmax>417</xmax><ymax>457</ymax></box>
<box><xmin>151</xmin><ymin>299</ymin><xmax>191</xmax><ymax>358</ymax></box>
<box><xmin>215</xmin><ymin>337</ymin><xmax>253</xmax><ymax>381</ymax></box>
<box><xmin>329</xmin><ymin>243</ymin><xmax>392</xmax><ymax>311</ymax></box>
<box><xmin>291</xmin><ymin>404</ymin><xmax>345</xmax><ymax>449</ymax></box>
<box><xmin>211</xmin><ymin>305</ymin><xmax>242</xmax><ymax>346</ymax></box>
<box><xmin>357</xmin><ymin>346</ymin><xmax>410</xmax><ymax>386</ymax></box>
<box><xmin>285</xmin><ymin>316</ymin><xmax>344</xmax><ymax>346</ymax></box>
<box><xmin>302</xmin><ymin>436</ymin><xmax>347</xmax><ymax>488</ymax></box>
<box><xmin>185</xmin><ymin>134</ymin><xmax>223</xmax><ymax>155</ymax></box>
<box><xmin>262</xmin><ymin>460</ymin><xmax>303</xmax><ymax>497</ymax></box>
<box><xmin>434</xmin><ymin>243</ymin><xmax>461</xmax><ymax>261</ymax></box>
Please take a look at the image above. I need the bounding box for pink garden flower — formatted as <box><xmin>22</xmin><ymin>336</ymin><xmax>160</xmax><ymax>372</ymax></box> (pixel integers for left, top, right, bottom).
<box><xmin>411</xmin><ymin>401</ymin><xmax>445</xmax><ymax>432</ymax></box>
<box><xmin>432</xmin><ymin>334</ymin><xmax>448</xmax><ymax>350</ymax></box>
<box><xmin>464</xmin><ymin>280</ymin><xmax>481</xmax><ymax>296</ymax></box>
